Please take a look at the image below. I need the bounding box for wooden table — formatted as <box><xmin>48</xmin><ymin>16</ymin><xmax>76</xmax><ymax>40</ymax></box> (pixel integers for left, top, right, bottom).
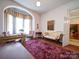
<box><xmin>35</xmin><ymin>32</ymin><xmax>43</xmax><ymax>38</ymax></box>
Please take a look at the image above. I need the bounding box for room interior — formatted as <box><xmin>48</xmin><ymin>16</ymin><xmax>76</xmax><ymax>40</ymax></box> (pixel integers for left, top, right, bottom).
<box><xmin>0</xmin><ymin>0</ymin><xmax>79</xmax><ymax>59</ymax></box>
<box><xmin>69</xmin><ymin>8</ymin><xmax>79</xmax><ymax>46</ymax></box>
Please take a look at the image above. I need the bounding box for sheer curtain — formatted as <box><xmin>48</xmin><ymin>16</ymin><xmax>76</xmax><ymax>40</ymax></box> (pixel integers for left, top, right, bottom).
<box><xmin>16</xmin><ymin>17</ymin><xmax>23</xmax><ymax>34</ymax></box>
<box><xmin>24</xmin><ymin>19</ymin><xmax>31</xmax><ymax>34</ymax></box>
<box><xmin>7</xmin><ymin>14</ymin><xmax>13</xmax><ymax>34</ymax></box>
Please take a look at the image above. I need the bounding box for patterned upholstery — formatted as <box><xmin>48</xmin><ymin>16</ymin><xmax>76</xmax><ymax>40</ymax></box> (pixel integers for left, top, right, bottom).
<box><xmin>43</xmin><ymin>31</ymin><xmax>63</xmax><ymax>40</ymax></box>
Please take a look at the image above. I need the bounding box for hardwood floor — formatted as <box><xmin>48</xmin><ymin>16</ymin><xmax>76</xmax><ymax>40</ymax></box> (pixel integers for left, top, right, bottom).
<box><xmin>65</xmin><ymin>45</ymin><xmax>79</xmax><ymax>52</ymax></box>
<box><xmin>69</xmin><ymin>39</ymin><xmax>79</xmax><ymax>46</ymax></box>
<box><xmin>39</xmin><ymin>38</ymin><xmax>79</xmax><ymax>52</ymax></box>
<box><xmin>0</xmin><ymin>42</ymin><xmax>35</xmax><ymax>59</ymax></box>
<box><xmin>0</xmin><ymin>38</ymin><xmax>79</xmax><ymax>59</ymax></box>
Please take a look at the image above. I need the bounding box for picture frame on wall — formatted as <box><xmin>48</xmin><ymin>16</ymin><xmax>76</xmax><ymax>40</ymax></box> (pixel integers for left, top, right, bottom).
<box><xmin>47</xmin><ymin>20</ymin><xmax>54</xmax><ymax>30</ymax></box>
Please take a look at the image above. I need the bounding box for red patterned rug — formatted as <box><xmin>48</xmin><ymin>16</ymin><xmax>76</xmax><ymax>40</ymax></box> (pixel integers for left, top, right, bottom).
<box><xmin>25</xmin><ymin>39</ymin><xmax>79</xmax><ymax>59</ymax></box>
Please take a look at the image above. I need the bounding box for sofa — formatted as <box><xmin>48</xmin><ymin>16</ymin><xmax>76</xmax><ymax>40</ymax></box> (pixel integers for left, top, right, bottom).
<box><xmin>43</xmin><ymin>31</ymin><xmax>63</xmax><ymax>43</ymax></box>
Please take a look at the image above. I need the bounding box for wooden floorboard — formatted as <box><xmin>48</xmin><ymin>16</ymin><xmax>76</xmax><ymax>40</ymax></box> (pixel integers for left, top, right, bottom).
<box><xmin>64</xmin><ymin>44</ymin><xmax>79</xmax><ymax>52</ymax></box>
<box><xmin>39</xmin><ymin>38</ymin><xmax>79</xmax><ymax>52</ymax></box>
<box><xmin>0</xmin><ymin>38</ymin><xmax>79</xmax><ymax>59</ymax></box>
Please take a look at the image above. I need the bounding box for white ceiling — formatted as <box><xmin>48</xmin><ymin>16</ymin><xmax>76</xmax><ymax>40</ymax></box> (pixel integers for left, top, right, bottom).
<box><xmin>70</xmin><ymin>9</ymin><xmax>79</xmax><ymax>19</ymax></box>
<box><xmin>14</xmin><ymin>0</ymin><xmax>73</xmax><ymax>14</ymax></box>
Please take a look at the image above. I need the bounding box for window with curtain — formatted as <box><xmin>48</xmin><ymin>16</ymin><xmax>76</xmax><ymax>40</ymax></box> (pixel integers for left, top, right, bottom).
<box><xmin>5</xmin><ymin>9</ymin><xmax>32</xmax><ymax>34</ymax></box>
<box><xmin>7</xmin><ymin>14</ymin><xmax>13</xmax><ymax>34</ymax></box>
<box><xmin>16</xmin><ymin>17</ymin><xmax>23</xmax><ymax>34</ymax></box>
<box><xmin>24</xmin><ymin>19</ymin><xmax>31</xmax><ymax>34</ymax></box>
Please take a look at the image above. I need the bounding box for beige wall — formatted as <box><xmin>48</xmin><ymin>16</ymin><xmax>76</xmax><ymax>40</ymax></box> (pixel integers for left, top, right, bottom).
<box><xmin>0</xmin><ymin>0</ymin><xmax>41</xmax><ymax>34</ymax></box>
<box><xmin>40</xmin><ymin>0</ymin><xmax>79</xmax><ymax>46</ymax></box>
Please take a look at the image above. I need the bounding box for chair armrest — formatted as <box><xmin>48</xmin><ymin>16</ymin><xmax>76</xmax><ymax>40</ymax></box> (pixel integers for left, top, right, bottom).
<box><xmin>59</xmin><ymin>34</ymin><xmax>63</xmax><ymax>40</ymax></box>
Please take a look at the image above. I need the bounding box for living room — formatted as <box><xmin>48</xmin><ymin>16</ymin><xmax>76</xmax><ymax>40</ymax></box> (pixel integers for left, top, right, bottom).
<box><xmin>0</xmin><ymin>0</ymin><xmax>79</xmax><ymax>59</ymax></box>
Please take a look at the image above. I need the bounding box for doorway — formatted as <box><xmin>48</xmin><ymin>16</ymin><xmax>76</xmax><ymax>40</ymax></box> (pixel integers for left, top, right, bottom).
<box><xmin>69</xmin><ymin>8</ymin><xmax>79</xmax><ymax>46</ymax></box>
<box><xmin>70</xmin><ymin>24</ymin><xmax>79</xmax><ymax>40</ymax></box>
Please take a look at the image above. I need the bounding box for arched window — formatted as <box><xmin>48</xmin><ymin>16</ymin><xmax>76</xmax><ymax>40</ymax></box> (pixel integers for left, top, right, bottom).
<box><xmin>4</xmin><ymin>8</ymin><xmax>32</xmax><ymax>34</ymax></box>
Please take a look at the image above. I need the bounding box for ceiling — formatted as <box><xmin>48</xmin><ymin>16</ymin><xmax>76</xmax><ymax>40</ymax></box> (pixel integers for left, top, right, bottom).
<box><xmin>70</xmin><ymin>8</ymin><xmax>79</xmax><ymax>19</ymax></box>
<box><xmin>14</xmin><ymin>0</ymin><xmax>73</xmax><ymax>14</ymax></box>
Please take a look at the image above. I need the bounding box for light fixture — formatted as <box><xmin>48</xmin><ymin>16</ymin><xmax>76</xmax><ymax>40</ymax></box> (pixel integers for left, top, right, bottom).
<box><xmin>36</xmin><ymin>0</ymin><xmax>40</xmax><ymax>7</ymax></box>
